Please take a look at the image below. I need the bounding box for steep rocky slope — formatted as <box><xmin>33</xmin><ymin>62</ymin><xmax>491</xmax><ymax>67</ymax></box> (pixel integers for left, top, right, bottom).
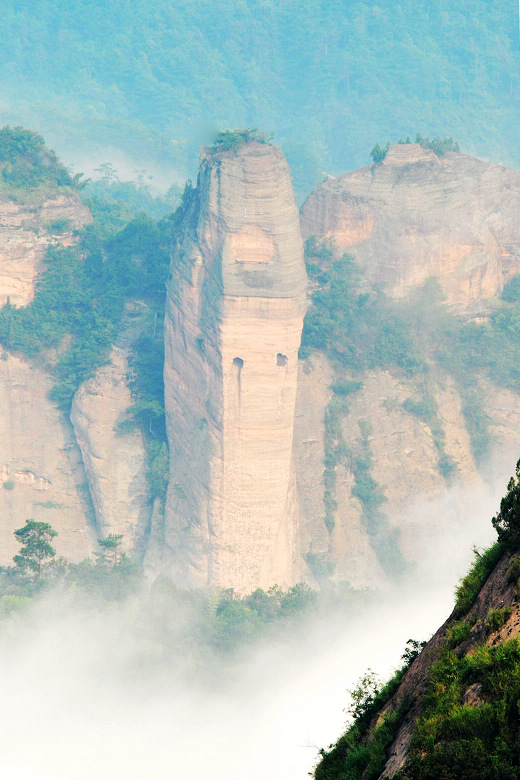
<box><xmin>70</xmin><ymin>304</ymin><xmax>151</xmax><ymax>555</ymax></box>
<box><xmin>0</xmin><ymin>346</ymin><xmax>94</xmax><ymax>565</ymax></box>
<box><xmin>0</xmin><ymin>193</ymin><xmax>91</xmax><ymax>307</ymax></box>
<box><xmin>0</xmin><ymin>182</ymin><xmax>149</xmax><ymax>564</ymax></box>
<box><xmin>314</xmin><ymin>535</ymin><xmax>520</xmax><ymax>779</ymax></box>
<box><xmin>163</xmin><ymin>140</ymin><xmax>307</xmax><ymax>592</ymax></box>
<box><xmin>300</xmin><ymin>144</ymin><xmax>520</xmax><ymax>309</ymax></box>
<box><xmin>294</xmin><ymin>146</ymin><xmax>520</xmax><ymax>587</ymax></box>
<box><xmin>294</xmin><ymin>359</ymin><xmax>520</xmax><ymax>587</ymax></box>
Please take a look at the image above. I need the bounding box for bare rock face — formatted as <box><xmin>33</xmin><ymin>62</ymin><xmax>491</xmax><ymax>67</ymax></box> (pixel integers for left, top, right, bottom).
<box><xmin>301</xmin><ymin>144</ymin><xmax>520</xmax><ymax>307</ymax></box>
<box><xmin>0</xmin><ymin>193</ymin><xmax>91</xmax><ymax>307</ymax></box>
<box><xmin>71</xmin><ymin>308</ymin><xmax>151</xmax><ymax>553</ymax></box>
<box><xmin>294</xmin><ymin>357</ymin><xmax>520</xmax><ymax>585</ymax></box>
<box><xmin>164</xmin><ymin>142</ymin><xmax>307</xmax><ymax>592</ymax></box>
<box><xmin>0</xmin><ymin>348</ymin><xmax>94</xmax><ymax>566</ymax></box>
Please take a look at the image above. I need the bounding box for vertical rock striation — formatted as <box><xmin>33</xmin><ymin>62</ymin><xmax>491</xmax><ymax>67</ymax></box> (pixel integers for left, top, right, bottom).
<box><xmin>164</xmin><ymin>142</ymin><xmax>307</xmax><ymax>592</ymax></box>
<box><xmin>0</xmin><ymin>347</ymin><xmax>94</xmax><ymax>566</ymax></box>
<box><xmin>70</xmin><ymin>312</ymin><xmax>150</xmax><ymax>554</ymax></box>
<box><xmin>301</xmin><ymin>144</ymin><xmax>520</xmax><ymax>308</ymax></box>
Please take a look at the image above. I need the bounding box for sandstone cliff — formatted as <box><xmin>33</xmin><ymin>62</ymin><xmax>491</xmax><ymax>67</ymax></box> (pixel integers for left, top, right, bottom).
<box><xmin>0</xmin><ymin>193</ymin><xmax>91</xmax><ymax>307</ymax></box>
<box><xmin>294</xmin><ymin>355</ymin><xmax>520</xmax><ymax>587</ymax></box>
<box><xmin>0</xmin><ymin>346</ymin><xmax>94</xmax><ymax>565</ymax></box>
<box><xmin>71</xmin><ymin>304</ymin><xmax>151</xmax><ymax>554</ymax></box>
<box><xmin>300</xmin><ymin>144</ymin><xmax>520</xmax><ymax>308</ymax></box>
<box><xmin>164</xmin><ymin>141</ymin><xmax>307</xmax><ymax>592</ymax></box>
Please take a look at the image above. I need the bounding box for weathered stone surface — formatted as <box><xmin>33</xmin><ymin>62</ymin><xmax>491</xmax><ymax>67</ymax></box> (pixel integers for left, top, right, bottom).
<box><xmin>0</xmin><ymin>348</ymin><xmax>94</xmax><ymax>565</ymax></box>
<box><xmin>293</xmin><ymin>358</ymin><xmax>520</xmax><ymax>585</ymax></box>
<box><xmin>293</xmin><ymin>353</ymin><xmax>331</xmax><ymax>562</ymax></box>
<box><xmin>0</xmin><ymin>193</ymin><xmax>91</xmax><ymax>307</ymax></box>
<box><xmin>164</xmin><ymin>142</ymin><xmax>307</xmax><ymax>592</ymax></box>
<box><xmin>300</xmin><ymin>144</ymin><xmax>520</xmax><ymax>307</ymax></box>
<box><xmin>71</xmin><ymin>308</ymin><xmax>151</xmax><ymax>553</ymax></box>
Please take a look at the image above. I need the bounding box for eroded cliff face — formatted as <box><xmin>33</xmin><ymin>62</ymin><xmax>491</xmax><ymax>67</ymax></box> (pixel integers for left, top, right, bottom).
<box><xmin>0</xmin><ymin>193</ymin><xmax>91</xmax><ymax>307</ymax></box>
<box><xmin>0</xmin><ymin>191</ymin><xmax>151</xmax><ymax>566</ymax></box>
<box><xmin>0</xmin><ymin>347</ymin><xmax>94</xmax><ymax>565</ymax></box>
<box><xmin>70</xmin><ymin>306</ymin><xmax>151</xmax><ymax>554</ymax></box>
<box><xmin>164</xmin><ymin>142</ymin><xmax>307</xmax><ymax>592</ymax></box>
<box><xmin>300</xmin><ymin>144</ymin><xmax>520</xmax><ymax>308</ymax></box>
<box><xmin>295</xmin><ymin>358</ymin><xmax>520</xmax><ymax>587</ymax></box>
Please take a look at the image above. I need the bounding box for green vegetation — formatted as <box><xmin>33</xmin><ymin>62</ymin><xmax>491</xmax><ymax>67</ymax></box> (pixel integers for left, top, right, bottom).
<box><xmin>301</xmin><ymin>241</ymin><xmax>426</xmax><ymax>376</ymax></box>
<box><xmin>352</xmin><ymin>436</ymin><xmax>405</xmax><ymax>578</ymax></box>
<box><xmin>12</xmin><ymin>520</ymin><xmax>57</xmax><ymax>579</ymax></box>
<box><xmin>313</xmin><ymin>464</ymin><xmax>520</xmax><ymax>780</ymax></box>
<box><xmin>0</xmin><ymin>125</ymin><xmax>75</xmax><ymax>197</ymax></box>
<box><xmin>1</xmin><ymin>1</ymin><xmax>519</xmax><ymax>200</ymax></box>
<box><xmin>414</xmin><ymin>133</ymin><xmax>460</xmax><ymax>156</ymax></box>
<box><xmin>453</xmin><ymin>543</ymin><xmax>504</xmax><ymax>617</ymax></box>
<box><xmin>0</xmin><ymin>519</ymin><xmax>329</xmax><ymax>662</ymax></box>
<box><xmin>402</xmin><ymin>392</ymin><xmax>458</xmax><ymax>482</ymax></box>
<box><xmin>323</xmin><ymin>394</ymin><xmax>352</xmax><ymax>533</ymax></box>
<box><xmin>303</xmin><ymin>240</ymin><xmax>520</xmax><ymax>469</ymax></box>
<box><xmin>83</xmin><ymin>163</ymin><xmax>181</xmax><ymax>220</ymax></box>
<box><xmin>314</xmin><ymin>641</ymin><xmax>424</xmax><ymax>780</ymax></box>
<box><xmin>394</xmin><ymin>639</ymin><xmax>520</xmax><ymax>779</ymax></box>
<box><xmin>445</xmin><ymin>619</ymin><xmax>472</xmax><ymax>649</ymax></box>
<box><xmin>370</xmin><ymin>135</ymin><xmax>460</xmax><ymax>164</ymax></box>
<box><xmin>492</xmin><ymin>458</ymin><xmax>520</xmax><ymax>551</ymax></box>
<box><xmin>209</xmin><ymin>128</ymin><xmax>273</xmax><ymax>155</ymax></box>
<box><xmin>508</xmin><ymin>555</ymin><xmax>520</xmax><ymax>585</ymax></box>
<box><xmin>485</xmin><ymin>606</ymin><xmax>512</xmax><ymax>635</ymax></box>
<box><xmin>369</xmin><ymin>142</ymin><xmax>389</xmax><ymax>163</ymax></box>
<box><xmin>0</xmin><ymin>132</ymin><xmax>174</xmax><ymax>500</ymax></box>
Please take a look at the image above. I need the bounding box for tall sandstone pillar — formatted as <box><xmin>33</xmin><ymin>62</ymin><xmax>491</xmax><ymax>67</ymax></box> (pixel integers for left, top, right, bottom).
<box><xmin>163</xmin><ymin>141</ymin><xmax>307</xmax><ymax>592</ymax></box>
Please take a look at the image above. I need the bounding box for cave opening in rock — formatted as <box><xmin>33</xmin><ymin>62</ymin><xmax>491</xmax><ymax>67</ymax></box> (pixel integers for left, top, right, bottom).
<box><xmin>276</xmin><ymin>353</ymin><xmax>288</xmax><ymax>366</ymax></box>
<box><xmin>233</xmin><ymin>357</ymin><xmax>244</xmax><ymax>397</ymax></box>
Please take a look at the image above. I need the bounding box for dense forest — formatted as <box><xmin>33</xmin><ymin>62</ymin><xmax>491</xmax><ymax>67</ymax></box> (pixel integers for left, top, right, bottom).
<box><xmin>0</xmin><ymin>0</ymin><xmax>518</xmax><ymax>198</ymax></box>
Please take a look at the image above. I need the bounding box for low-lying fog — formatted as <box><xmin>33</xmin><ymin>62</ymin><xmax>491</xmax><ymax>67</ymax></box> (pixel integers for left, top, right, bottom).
<box><xmin>1</xmin><ymin>453</ymin><xmax>511</xmax><ymax>780</ymax></box>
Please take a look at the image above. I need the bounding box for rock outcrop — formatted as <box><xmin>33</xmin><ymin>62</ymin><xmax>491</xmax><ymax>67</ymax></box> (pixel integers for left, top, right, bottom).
<box><xmin>71</xmin><ymin>305</ymin><xmax>151</xmax><ymax>554</ymax></box>
<box><xmin>300</xmin><ymin>144</ymin><xmax>520</xmax><ymax>308</ymax></box>
<box><xmin>164</xmin><ymin>141</ymin><xmax>307</xmax><ymax>592</ymax></box>
<box><xmin>0</xmin><ymin>347</ymin><xmax>94</xmax><ymax>565</ymax></box>
<box><xmin>294</xmin><ymin>356</ymin><xmax>520</xmax><ymax>586</ymax></box>
<box><xmin>0</xmin><ymin>193</ymin><xmax>91</xmax><ymax>307</ymax></box>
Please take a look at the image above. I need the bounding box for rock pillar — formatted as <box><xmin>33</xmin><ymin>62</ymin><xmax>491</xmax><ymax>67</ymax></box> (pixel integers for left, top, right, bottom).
<box><xmin>164</xmin><ymin>141</ymin><xmax>307</xmax><ymax>592</ymax></box>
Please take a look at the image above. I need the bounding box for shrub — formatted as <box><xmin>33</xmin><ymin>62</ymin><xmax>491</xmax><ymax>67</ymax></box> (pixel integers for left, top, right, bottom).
<box><xmin>454</xmin><ymin>543</ymin><xmax>504</xmax><ymax>617</ymax></box>
<box><xmin>485</xmin><ymin>607</ymin><xmax>512</xmax><ymax>635</ymax></box>
<box><xmin>210</xmin><ymin>128</ymin><xmax>273</xmax><ymax>155</ymax></box>
<box><xmin>0</xmin><ymin>125</ymin><xmax>72</xmax><ymax>191</ymax></box>
<box><xmin>370</xmin><ymin>142</ymin><xmax>390</xmax><ymax>163</ymax></box>
<box><xmin>492</xmin><ymin>459</ymin><xmax>520</xmax><ymax>550</ymax></box>
<box><xmin>438</xmin><ymin>453</ymin><xmax>459</xmax><ymax>480</ymax></box>
<box><xmin>46</xmin><ymin>218</ymin><xmax>71</xmax><ymax>234</ymax></box>
<box><xmin>446</xmin><ymin>619</ymin><xmax>472</xmax><ymax>648</ymax></box>
<box><xmin>501</xmin><ymin>275</ymin><xmax>520</xmax><ymax>303</ymax></box>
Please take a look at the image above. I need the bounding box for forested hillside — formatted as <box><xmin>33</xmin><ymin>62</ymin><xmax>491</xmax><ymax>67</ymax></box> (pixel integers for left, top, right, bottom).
<box><xmin>1</xmin><ymin>0</ymin><xmax>518</xmax><ymax>198</ymax></box>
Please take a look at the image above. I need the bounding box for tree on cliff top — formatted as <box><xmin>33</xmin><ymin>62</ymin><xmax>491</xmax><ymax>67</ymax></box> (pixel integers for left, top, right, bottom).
<box><xmin>13</xmin><ymin>520</ymin><xmax>57</xmax><ymax>579</ymax></box>
<box><xmin>0</xmin><ymin>125</ymin><xmax>74</xmax><ymax>191</ymax></box>
<box><xmin>210</xmin><ymin>128</ymin><xmax>273</xmax><ymax>155</ymax></box>
<box><xmin>492</xmin><ymin>458</ymin><xmax>520</xmax><ymax>550</ymax></box>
